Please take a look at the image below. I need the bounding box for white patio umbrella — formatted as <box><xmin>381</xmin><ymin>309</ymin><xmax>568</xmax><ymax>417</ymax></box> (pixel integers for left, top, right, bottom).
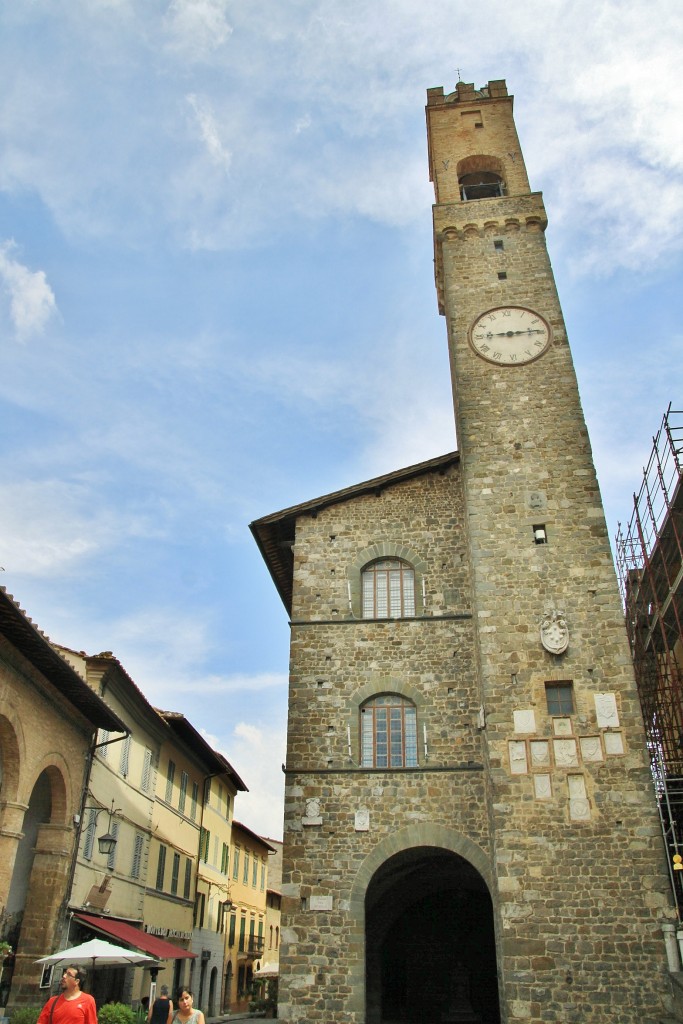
<box><xmin>35</xmin><ymin>937</ymin><xmax>159</xmax><ymax>971</ymax></box>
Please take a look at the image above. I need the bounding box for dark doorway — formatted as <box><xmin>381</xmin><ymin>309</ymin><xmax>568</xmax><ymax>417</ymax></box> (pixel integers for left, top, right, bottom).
<box><xmin>365</xmin><ymin>847</ymin><xmax>500</xmax><ymax>1024</ymax></box>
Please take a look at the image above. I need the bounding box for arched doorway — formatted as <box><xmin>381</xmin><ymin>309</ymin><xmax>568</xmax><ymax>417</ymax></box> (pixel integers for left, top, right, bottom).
<box><xmin>207</xmin><ymin>966</ymin><xmax>218</xmax><ymax>1017</ymax></box>
<box><xmin>365</xmin><ymin>847</ymin><xmax>500</xmax><ymax>1024</ymax></box>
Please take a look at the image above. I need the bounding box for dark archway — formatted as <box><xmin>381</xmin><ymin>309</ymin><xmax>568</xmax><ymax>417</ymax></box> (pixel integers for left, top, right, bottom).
<box><xmin>208</xmin><ymin>965</ymin><xmax>218</xmax><ymax>1017</ymax></box>
<box><xmin>365</xmin><ymin>847</ymin><xmax>499</xmax><ymax>1024</ymax></box>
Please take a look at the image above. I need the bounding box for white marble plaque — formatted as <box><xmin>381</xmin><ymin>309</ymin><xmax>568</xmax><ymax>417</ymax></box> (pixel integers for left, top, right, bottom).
<box><xmin>533</xmin><ymin>774</ymin><xmax>552</xmax><ymax>799</ymax></box>
<box><xmin>595</xmin><ymin>692</ymin><xmax>619</xmax><ymax>728</ymax></box>
<box><xmin>509</xmin><ymin>740</ymin><xmax>528</xmax><ymax>775</ymax></box>
<box><xmin>553</xmin><ymin>717</ymin><xmax>573</xmax><ymax>737</ymax></box>
<box><xmin>302</xmin><ymin>797</ymin><xmax>323</xmax><ymax>826</ymax></box>
<box><xmin>309</xmin><ymin>895</ymin><xmax>333</xmax><ymax>911</ymax></box>
<box><xmin>355</xmin><ymin>808</ymin><xmax>370</xmax><ymax>832</ymax></box>
<box><xmin>530</xmin><ymin>740</ymin><xmax>550</xmax><ymax>767</ymax></box>
<box><xmin>514</xmin><ymin>709</ymin><xmax>536</xmax><ymax>734</ymax></box>
<box><xmin>580</xmin><ymin>736</ymin><xmax>604</xmax><ymax>762</ymax></box>
<box><xmin>568</xmin><ymin>775</ymin><xmax>591</xmax><ymax>820</ymax></box>
<box><xmin>604</xmin><ymin>731</ymin><xmax>625</xmax><ymax>756</ymax></box>
<box><xmin>553</xmin><ymin>738</ymin><xmax>579</xmax><ymax>767</ymax></box>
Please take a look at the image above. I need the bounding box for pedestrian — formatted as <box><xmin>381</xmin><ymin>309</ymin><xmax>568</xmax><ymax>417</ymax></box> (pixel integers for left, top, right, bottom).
<box><xmin>37</xmin><ymin>966</ymin><xmax>98</xmax><ymax>1024</ymax></box>
<box><xmin>147</xmin><ymin>985</ymin><xmax>172</xmax><ymax>1024</ymax></box>
<box><xmin>172</xmin><ymin>988</ymin><xmax>204</xmax><ymax>1024</ymax></box>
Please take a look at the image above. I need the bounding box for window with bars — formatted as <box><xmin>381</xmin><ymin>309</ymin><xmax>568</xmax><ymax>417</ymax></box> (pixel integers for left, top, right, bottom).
<box><xmin>545</xmin><ymin>681</ymin><xmax>575</xmax><ymax>715</ymax></box>
<box><xmin>360</xmin><ymin>694</ymin><xmax>418</xmax><ymax>768</ymax></box>
<box><xmin>361</xmin><ymin>559</ymin><xmax>416</xmax><ymax>619</ymax></box>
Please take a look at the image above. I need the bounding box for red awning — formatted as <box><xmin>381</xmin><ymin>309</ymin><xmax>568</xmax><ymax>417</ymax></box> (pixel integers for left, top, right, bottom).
<box><xmin>74</xmin><ymin>913</ymin><xmax>196</xmax><ymax>960</ymax></box>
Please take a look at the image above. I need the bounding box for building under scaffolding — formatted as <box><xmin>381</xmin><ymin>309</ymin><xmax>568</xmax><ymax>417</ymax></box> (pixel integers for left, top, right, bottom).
<box><xmin>616</xmin><ymin>404</ymin><xmax>683</xmax><ymax>917</ymax></box>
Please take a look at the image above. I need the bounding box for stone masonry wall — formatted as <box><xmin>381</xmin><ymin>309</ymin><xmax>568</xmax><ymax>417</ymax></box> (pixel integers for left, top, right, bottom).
<box><xmin>279</xmin><ymin>463</ymin><xmax>492</xmax><ymax>1023</ymax></box>
<box><xmin>431</xmin><ymin>83</ymin><xmax>674</xmax><ymax>1023</ymax></box>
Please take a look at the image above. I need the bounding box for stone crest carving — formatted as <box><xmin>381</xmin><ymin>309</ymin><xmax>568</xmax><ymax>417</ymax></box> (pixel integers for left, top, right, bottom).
<box><xmin>540</xmin><ymin>609</ymin><xmax>569</xmax><ymax>655</ymax></box>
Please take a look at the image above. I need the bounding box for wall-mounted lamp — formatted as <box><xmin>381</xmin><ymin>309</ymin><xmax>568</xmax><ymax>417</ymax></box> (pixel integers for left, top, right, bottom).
<box><xmin>81</xmin><ymin>799</ymin><xmax>122</xmax><ymax>856</ymax></box>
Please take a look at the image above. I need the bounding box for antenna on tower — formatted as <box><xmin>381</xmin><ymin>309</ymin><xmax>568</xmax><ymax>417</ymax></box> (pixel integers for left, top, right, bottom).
<box><xmin>456</xmin><ymin>68</ymin><xmax>463</xmax><ymax>82</ymax></box>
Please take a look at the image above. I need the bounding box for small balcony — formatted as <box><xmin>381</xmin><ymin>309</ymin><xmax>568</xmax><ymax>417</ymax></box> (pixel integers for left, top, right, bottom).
<box><xmin>237</xmin><ymin>940</ymin><xmax>265</xmax><ymax>960</ymax></box>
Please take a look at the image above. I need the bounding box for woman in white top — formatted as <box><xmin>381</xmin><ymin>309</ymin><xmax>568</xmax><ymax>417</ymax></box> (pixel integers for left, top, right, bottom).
<box><xmin>172</xmin><ymin>988</ymin><xmax>204</xmax><ymax>1024</ymax></box>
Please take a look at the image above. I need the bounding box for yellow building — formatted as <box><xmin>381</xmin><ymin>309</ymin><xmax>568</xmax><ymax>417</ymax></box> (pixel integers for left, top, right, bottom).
<box><xmin>224</xmin><ymin>822</ymin><xmax>274</xmax><ymax>1014</ymax></box>
<box><xmin>158</xmin><ymin>714</ymin><xmax>247</xmax><ymax>1015</ymax></box>
<box><xmin>254</xmin><ymin>838</ymin><xmax>281</xmax><ymax>1006</ymax></box>
<box><xmin>145</xmin><ymin>711</ymin><xmax>237</xmax><ymax>1001</ymax></box>
<box><xmin>60</xmin><ymin>652</ymin><xmax>197</xmax><ymax>1005</ymax></box>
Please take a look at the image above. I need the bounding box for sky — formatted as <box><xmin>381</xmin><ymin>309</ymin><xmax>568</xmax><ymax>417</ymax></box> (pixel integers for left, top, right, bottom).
<box><xmin>1</xmin><ymin>0</ymin><xmax>682</xmax><ymax>840</ymax></box>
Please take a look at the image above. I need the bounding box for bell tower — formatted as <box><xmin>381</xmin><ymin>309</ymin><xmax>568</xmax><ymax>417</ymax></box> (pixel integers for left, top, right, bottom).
<box><xmin>253</xmin><ymin>78</ymin><xmax>676</xmax><ymax>1024</ymax></box>
<box><xmin>427</xmin><ymin>79</ymin><xmax>674</xmax><ymax>1021</ymax></box>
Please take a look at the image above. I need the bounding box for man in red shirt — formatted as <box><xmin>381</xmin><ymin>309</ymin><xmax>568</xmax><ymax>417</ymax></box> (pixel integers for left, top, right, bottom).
<box><xmin>38</xmin><ymin>966</ymin><xmax>98</xmax><ymax>1024</ymax></box>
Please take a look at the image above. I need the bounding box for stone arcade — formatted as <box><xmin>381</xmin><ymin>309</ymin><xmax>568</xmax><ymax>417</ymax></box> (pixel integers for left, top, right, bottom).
<box><xmin>251</xmin><ymin>79</ymin><xmax>674</xmax><ymax>1024</ymax></box>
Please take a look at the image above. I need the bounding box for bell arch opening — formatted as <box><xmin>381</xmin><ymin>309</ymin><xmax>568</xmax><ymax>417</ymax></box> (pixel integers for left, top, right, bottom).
<box><xmin>457</xmin><ymin>155</ymin><xmax>506</xmax><ymax>202</ymax></box>
<box><xmin>365</xmin><ymin>846</ymin><xmax>500</xmax><ymax>1024</ymax></box>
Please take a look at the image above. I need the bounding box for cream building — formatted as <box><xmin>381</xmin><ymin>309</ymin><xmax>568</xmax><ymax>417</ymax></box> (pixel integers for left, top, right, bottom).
<box><xmin>159</xmin><ymin>714</ymin><xmax>246</xmax><ymax>1016</ymax></box>
<box><xmin>255</xmin><ymin>838</ymin><xmax>281</xmax><ymax>1005</ymax></box>
<box><xmin>224</xmin><ymin>822</ymin><xmax>274</xmax><ymax>1014</ymax></box>
<box><xmin>60</xmin><ymin>651</ymin><xmax>197</xmax><ymax>1006</ymax></box>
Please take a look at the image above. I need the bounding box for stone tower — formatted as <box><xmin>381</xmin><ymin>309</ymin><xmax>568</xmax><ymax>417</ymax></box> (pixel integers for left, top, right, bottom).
<box><xmin>251</xmin><ymin>79</ymin><xmax>675</xmax><ymax>1024</ymax></box>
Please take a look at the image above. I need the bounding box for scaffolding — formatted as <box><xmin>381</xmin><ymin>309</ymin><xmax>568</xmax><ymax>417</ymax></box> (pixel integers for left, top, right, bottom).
<box><xmin>616</xmin><ymin>404</ymin><xmax>683</xmax><ymax>917</ymax></box>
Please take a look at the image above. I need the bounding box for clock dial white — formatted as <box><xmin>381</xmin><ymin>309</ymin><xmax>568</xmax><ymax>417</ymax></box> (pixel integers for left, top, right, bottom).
<box><xmin>469</xmin><ymin>305</ymin><xmax>551</xmax><ymax>365</ymax></box>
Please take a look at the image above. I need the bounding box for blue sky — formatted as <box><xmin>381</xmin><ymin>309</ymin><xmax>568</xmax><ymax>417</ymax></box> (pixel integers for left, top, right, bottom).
<box><xmin>1</xmin><ymin>0</ymin><xmax>682</xmax><ymax>839</ymax></box>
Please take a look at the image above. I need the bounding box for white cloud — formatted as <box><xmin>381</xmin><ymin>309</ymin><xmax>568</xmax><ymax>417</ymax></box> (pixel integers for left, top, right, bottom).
<box><xmin>207</xmin><ymin>721</ymin><xmax>287</xmax><ymax>839</ymax></box>
<box><xmin>294</xmin><ymin>114</ymin><xmax>311</xmax><ymax>135</ymax></box>
<box><xmin>187</xmin><ymin>94</ymin><xmax>233</xmax><ymax>171</ymax></box>
<box><xmin>0</xmin><ymin>241</ymin><xmax>58</xmax><ymax>340</ymax></box>
<box><xmin>2</xmin><ymin>0</ymin><xmax>681</xmax><ymax>268</ymax></box>
<box><xmin>0</xmin><ymin>478</ymin><xmax>138</xmax><ymax>576</ymax></box>
<box><xmin>164</xmin><ymin>0</ymin><xmax>233</xmax><ymax>62</ymax></box>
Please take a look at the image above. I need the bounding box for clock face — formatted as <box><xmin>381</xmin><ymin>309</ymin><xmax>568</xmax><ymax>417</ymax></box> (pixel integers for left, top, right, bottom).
<box><xmin>469</xmin><ymin>306</ymin><xmax>551</xmax><ymax>365</ymax></box>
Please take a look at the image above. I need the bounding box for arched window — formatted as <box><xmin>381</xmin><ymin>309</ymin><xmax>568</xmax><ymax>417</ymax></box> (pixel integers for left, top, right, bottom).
<box><xmin>362</xmin><ymin>559</ymin><xmax>415</xmax><ymax>619</ymax></box>
<box><xmin>360</xmin><ymin>695</ymin><xmax>418</xmax><ymax>768</ymax></box>
<box><xmin>459</xmin><ymin>170</ymin><xmax>505</xmax><ymax>201</ymax></box>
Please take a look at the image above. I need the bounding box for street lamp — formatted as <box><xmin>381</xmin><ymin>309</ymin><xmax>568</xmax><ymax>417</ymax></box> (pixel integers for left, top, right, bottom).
<box><xmin>81</xmin><ymin>799</ymin><xmax>122</xmax><ymax>855</ymax></box>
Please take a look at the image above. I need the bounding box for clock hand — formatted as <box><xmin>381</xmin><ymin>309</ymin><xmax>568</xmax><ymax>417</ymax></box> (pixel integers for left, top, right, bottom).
<box><xmin>487</xmin><ymin>329</ymin><xmax>545</xmax><ymax>337</ymax></box>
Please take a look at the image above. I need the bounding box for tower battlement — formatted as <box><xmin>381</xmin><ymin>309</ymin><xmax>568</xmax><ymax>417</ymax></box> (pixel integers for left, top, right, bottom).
<box><xmin>427</xmin><ymin>78</ymin><xmax>509</xmax><ymax>106</ymax></box>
